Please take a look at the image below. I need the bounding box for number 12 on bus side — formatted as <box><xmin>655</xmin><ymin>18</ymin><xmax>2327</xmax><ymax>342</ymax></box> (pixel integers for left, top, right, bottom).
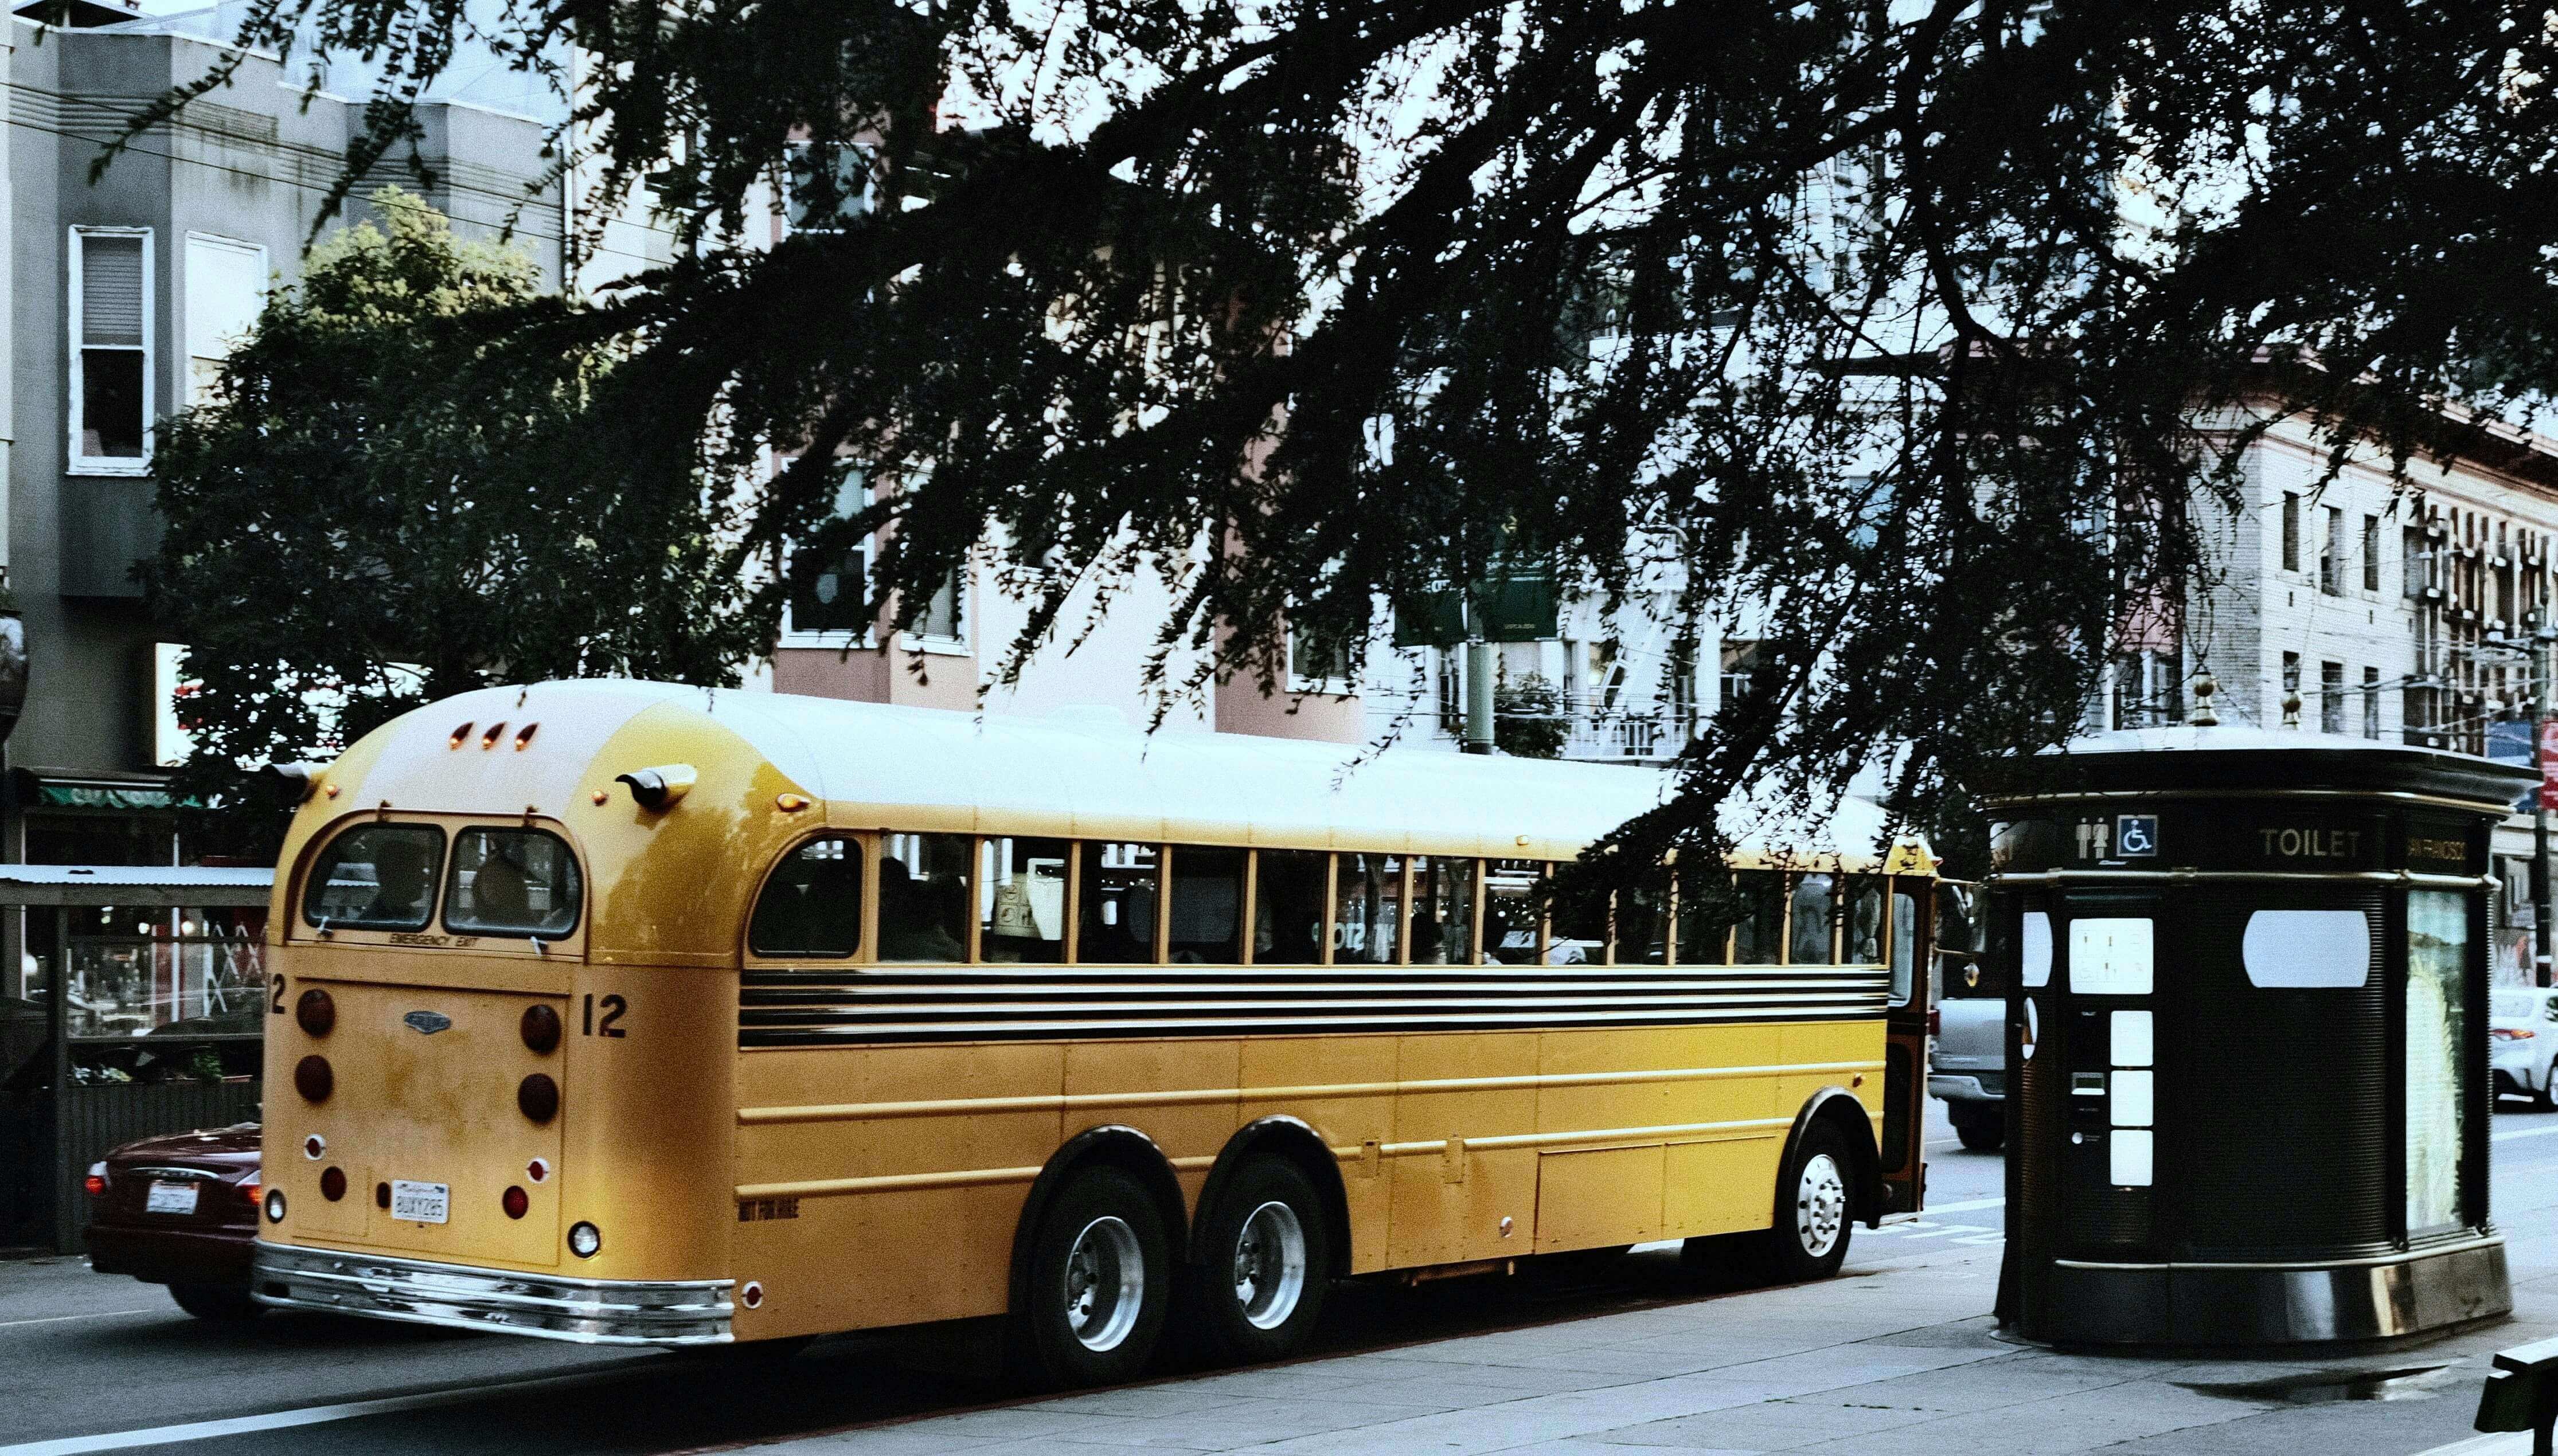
<box><xmin>582</xmin><ymin>994</ymin><xmax>626</xmax><ymax>1038</ymax></box>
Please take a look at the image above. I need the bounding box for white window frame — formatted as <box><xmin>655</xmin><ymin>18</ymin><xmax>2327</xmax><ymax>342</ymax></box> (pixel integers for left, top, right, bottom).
<box><xmin>1285</xmin><ymin>625</ymin><xmax>1357</xmax><ymax>696</ymax></box>
<box><xmin>68</xmin><ymin>225</ymin><xmax>155</xmax><ymax>477</ymax></box>
<box><xmin>182</xmin><ymin>232</ymin><xmax>270</xmax><ymax>407</ymax></box>
<box><xmin>899</xmin><ymin>559</ymin><xmax>972</xmax><ymax>657</ymax></box>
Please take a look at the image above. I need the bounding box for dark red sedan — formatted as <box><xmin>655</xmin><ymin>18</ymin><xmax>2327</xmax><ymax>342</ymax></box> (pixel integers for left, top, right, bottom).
<box><xmin>85</xmin><ymin>1122</ymin><xmax>263</xmax><ymax>1319</ymax></box>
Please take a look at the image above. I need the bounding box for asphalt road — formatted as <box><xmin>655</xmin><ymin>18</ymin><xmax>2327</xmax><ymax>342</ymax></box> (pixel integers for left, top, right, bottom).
<box><xmin>5</xmin><ymin>1095</ymin><xmax>2533</xmax><ymax>1456</ymax></box>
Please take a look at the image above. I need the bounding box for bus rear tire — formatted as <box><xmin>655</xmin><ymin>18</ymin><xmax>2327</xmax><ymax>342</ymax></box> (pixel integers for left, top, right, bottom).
<box><xmin>1012</xmin><ymin>1165</ymin><xmax>1172</xmax><ymax>1390</ymax></box>
<box><xmin>1186</xmin><ymin>1157</ymin><xmax>1331</xmax><ymax>1365</ymax></box>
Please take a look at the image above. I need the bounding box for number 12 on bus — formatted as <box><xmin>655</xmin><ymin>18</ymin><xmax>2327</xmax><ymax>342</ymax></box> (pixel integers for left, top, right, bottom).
<box><xmin>251</xmin><ymin>681</ymin><xmax>1936</xmax><ymax>1388</ymax></box>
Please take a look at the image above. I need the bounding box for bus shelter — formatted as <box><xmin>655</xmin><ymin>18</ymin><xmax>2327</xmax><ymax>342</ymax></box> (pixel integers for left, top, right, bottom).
<box><xmin>1979</xmin><ymin>723</ymin><xmax>2526</xmax><ymax>1347</ymax></box>
<box><xmin>0</xmin><ymin>866</ymin><xmax>274</xmax><ymax>1253</ymax></box>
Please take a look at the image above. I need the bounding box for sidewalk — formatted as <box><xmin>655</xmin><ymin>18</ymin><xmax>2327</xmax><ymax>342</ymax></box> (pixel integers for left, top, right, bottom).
<box><xmin>740</xmin><ymin>1231</ymin><xmax>2558</xmax><ymax>1456</ymax></box>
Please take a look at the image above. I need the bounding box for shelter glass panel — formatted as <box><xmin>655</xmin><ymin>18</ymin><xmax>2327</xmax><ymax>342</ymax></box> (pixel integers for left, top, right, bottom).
<box><xmin>1334</xmin><ymin>854</ymin><xmax>1405</xmax><ymax>964</ymax></box>
<box><xmin>1733</xmin><ymin>870</ymin><xmax>1784</xmax><ymax>965</ymax></box>
<box><xmin>1078</xmin><ymin>842</ymin><xmax>1160</xmax><ymax>964</ymax></box>
<box><xmin>1253</xmin><ymin>851</ymin><xmax>1329</xmax><ymax>964</ymax></box>
<box><xmin>1483</xmin><ymin>860</ymin><xmax>1544</xmax><ymax>964</ymax></box>
<box><xmin>749</xmin><ymin>836</ymin><xmax>862</xmax><ymax>958</ymax></box>
<box><xmin>1168</xmin><ymin>847</ymin><xmax>1244</xmax><ymax>963</ymax></box>
<box><xmin>1411</xmin><ymin>856</ymin><xmax>1477</xmax><ymax>964</ymax></box>
<box><xmin>2407</xmin><ymin>889</ymin><xmax>2469</xmax><ymax>1232</ymax></box>
<box><xmin>303</xmin><ymin>824</ymin><xmax>442</xmax><ymax>931</ymax></box>
<box><xmin>979</xmin><ymin>836</ymin><xmax>1069</xmax><ymax>962</ymax></box>
<box><xmin>444</xmin><ymin>829</ymin><xmax>581</xmax><ymax>937</ymax></box>
<box><xmin>880</xmin><ymin>833</ymin><xmax>970</xmax><ymax>962</ymax></box>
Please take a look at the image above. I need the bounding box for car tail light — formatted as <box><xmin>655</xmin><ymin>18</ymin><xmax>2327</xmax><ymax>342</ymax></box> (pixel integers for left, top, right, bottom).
<box><xmin>518</xmin><ymin>1073</ymin><xmax>560</xmax><ymax>1124</ymax></box>
<box><xmin>521</xmin><ymin>1004</ymin><xmax>561</xmax><ymax>1055</ymax></box>
<box><xmin>320</xmin><ymin>1167</ymin><xmax>347</xmax><ymax>1201</ymax></box>
<box><xmin>502</xmin><ymin>1185</ymin><xmax>529</xmax><ymax>1220</ymax></box>
<box><xmin>84</xmin><ymin>1163</ymin><xmax>107</xmax><ymax>1199</ymax></box>
<box><xmin>1928</xmin><ymin>1007</ymin><xmax>1941</xmax><ymax>1039</ymax></box>
<box><xmin>241</xmin><ymin>1179</ymin><xmax>262</xmax><ymax>1204</ymax></box>
<box><xmin>295</xmin><ymin>988</ymin><xmax>335</xmax><ymax>1037</ymax></box>
<box><xmin>294</xmin><ymin>1055</ymin><xmax>334</xmax><ymax>1102</ymax></box>
<box><xmin>2495</xmin><ymin>1027</ymin><xmax>2537</xmax><ymax>1040</ymax></box>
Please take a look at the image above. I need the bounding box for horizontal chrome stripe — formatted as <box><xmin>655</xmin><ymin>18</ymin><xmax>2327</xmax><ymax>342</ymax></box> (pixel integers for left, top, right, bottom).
<box><xmin>733</xmin><ymin>1113</ymin><xmax>1811</xmax><ymax>1201</ymax></box>
<box><xmin>737</xmin><ymin>967</ymin><xmax>1888</xmax><ymax>1046</ymax></box>
<box><xmin>735</xmin><ymin>1058</ymin><xmax>1887</xmax><ymax>1124</ymax></box>
<box><xmin>253</xmin><ymin>1241</ymin><xmax>732</xmax><ymax>1346</ymax></box>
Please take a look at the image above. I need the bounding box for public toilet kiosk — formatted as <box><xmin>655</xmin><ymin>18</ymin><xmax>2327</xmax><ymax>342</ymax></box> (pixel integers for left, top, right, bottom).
<box><xmin>1978</xmin><ymin>715</ymin><xmax>2529</xmax><ymax>1346</ymax></box>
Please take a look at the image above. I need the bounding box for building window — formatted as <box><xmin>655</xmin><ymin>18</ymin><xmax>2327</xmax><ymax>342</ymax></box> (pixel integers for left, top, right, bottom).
<box><xmin>2363</xmin><ymin>667</ymin><xmax>2381</xmax><ymax>739</ymax></box>
<box><xmin>183</xmin><ymin>233</ymin><xmax>266</xmax><ymax>406</ymax></box>
<box><xmin>783</xmin><ymin>140</ymin><xmax>876</xmax><ymax>233</ymax></box>
<box><xmin>69</xmin><ymin>227</ymin><xmax>153</xmax><ymax>472</ymax></box>
<box><xmin>2112</xmin><ymin>650</ymin><xmax>2183</xmax><ymax>729</ymax></box>
<box><xmin>2282</xmin><ymin>652</ymin><xmax>2302</xmax><ymax>725</ymax></box>
<box><xmin>2363</xmin><ymin>515</ymin><xmax>2382</xmax><ymax>593</ymax></box>
<box><xmin>2320</xmin><ymin>507</ymin><xmax>2344</xmax><ymax>596</ymax></box>
<box><xmin>1288</xmin><ymin>628</ymin><xmax>1353</xmax><ymax>692</ymax></box>
<box><xmin>2405</xmin><ymin>526</ymin><xmax>2428</xmax><ymax>598</ymax></box>
<box><xmin>2321</xmin><ymin>661</ymin><xmax>2345</xmax><ymax>734</ymax></box>
<box><xmin>1717</xmin><ymin>640</ymin><xmax>1762</xmax><ymax>718</ymax></box>
<box><xmin>784</xmin><ymin>474</ymin><xmax>871</xmax><ymax>640</ymax></box>
<box><xmin>909</xmin><ymin>568</ymin><xmax>966</xmax><ymax>648</ymax></box>
<box><xmin>2281</xmin><ymin>493</ymin><xmax>2301</xmax><ymax>573</ymax></box>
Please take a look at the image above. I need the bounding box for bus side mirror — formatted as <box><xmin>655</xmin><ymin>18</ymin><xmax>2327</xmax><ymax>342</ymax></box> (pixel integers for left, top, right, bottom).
<box><xmin>615</xmin><ymin>764</ymin><xmax>697</xmax><ymax>812</ymax></box>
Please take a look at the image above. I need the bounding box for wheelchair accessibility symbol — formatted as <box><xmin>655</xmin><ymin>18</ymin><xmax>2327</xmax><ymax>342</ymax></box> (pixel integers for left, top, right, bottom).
<box><xmin>2115</xmin><ymin>814</ymin><xmax>2159</xmax><ymax>858</ymax></box>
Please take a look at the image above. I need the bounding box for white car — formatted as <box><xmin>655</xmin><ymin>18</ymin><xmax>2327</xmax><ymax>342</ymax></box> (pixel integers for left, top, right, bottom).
<box><xmin>2491</xmin><ymin>987</ymin><xmax>2558</xmax><ymax>1109</ymax></box>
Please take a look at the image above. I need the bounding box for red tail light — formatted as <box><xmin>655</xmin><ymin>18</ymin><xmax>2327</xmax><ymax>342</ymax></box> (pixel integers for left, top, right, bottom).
<box><xmin>1927</xmin><ymin>1007</ymin><xmax>1941</xmax><ymax>1039</ymax></box>
<box><xmin>320</xmin><ymin>1167</ymin><xmax>347</xmax><ymax>1201</ymax></box>
<box><xmin>83</xmin><ymin>1164</ymin><xmax>107</xmax><ymax>1199</ymax></box>
<box><xmin>502</xmin><ymin>1185</ymin><xmax>529</xmax><ymax>1220</ymax></box>
<box><xmin>2495</xmin><ymin>1027</ymin><xmax>2537</xmax><ymax>1040</ymax></box>
<box><xmin>240</xmin><ymin>1179</ymin><xmax>262</xmax><ymax>1204</ymax></box>
<box><xmin>295</xmin><ymin>988</ymin><xmax>335</xmax><ymax>1037</ymax></box>
<box><xmin>294</xmin><ymin>1055</ymin><xmax>334</xmax><ymax>1102</ymax></box>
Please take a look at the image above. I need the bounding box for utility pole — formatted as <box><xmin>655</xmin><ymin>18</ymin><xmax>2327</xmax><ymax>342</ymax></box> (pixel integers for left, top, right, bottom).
<box><xmin>2537</xmin><ymin>628</ymin><xmax>2553</xmax><ymax>988</ymax></box>
<box><xmin>1463</xmin><ymin>637</ymin><xmax>1495</xmax><ymax>754</ymax></box>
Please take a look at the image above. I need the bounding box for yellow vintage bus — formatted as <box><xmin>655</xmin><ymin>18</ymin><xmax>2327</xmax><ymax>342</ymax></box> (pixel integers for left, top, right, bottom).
<box><xmin>250</xmin><ymin>680</ymin><xmax>1935</xmax><ymax>1385</ymax></box>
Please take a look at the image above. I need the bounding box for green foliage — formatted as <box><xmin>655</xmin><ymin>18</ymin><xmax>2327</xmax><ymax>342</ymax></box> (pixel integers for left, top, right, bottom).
<box><xmin>1495</xmin><ymin>673</ymin><xmax>1568</xmax><ymax>760</ymax></box>
<box><xmin>115</xmin><ymin>6</ymin><xmax>2558</xmax><ymax>874</ymax></box>
<box><xmin>143</xmin><ymin>189</ymin><xmax>766</xmax><ymax>855</ymax></box>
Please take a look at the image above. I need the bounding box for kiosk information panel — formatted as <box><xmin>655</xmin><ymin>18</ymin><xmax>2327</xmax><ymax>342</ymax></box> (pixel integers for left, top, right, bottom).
<box><xmin>1978</xmin><ymin>724</ymin><xmax>2529</xmax><ymax>1348</ymax></box>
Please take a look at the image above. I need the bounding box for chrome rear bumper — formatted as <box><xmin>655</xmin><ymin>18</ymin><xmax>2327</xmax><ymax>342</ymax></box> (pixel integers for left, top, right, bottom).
<box><xmin>253</xmin><ymin>1240</ymin><xmax>733</xmax><ymax>1345</ymax></box>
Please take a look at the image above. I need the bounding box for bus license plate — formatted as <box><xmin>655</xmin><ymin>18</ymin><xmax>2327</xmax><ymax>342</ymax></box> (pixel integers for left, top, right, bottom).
<box><xmin>145</xmin><ymin>1182</ymin><xmax>198</xmax><ymax>1215</ymax></box>
<box><xmin>390</xmin><ymin>1180</ymin><xmax>450</xmax><ymax>1224</ymax></box>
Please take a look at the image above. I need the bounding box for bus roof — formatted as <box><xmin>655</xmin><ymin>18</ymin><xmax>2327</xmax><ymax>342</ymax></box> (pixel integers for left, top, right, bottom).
<box><xmin>323</xmin><ymin>680</ymin><xmax>1929</xmax><ymax>872</ymax></box>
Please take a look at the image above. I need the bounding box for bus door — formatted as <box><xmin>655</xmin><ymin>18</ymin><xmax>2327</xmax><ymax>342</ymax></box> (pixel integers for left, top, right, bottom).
<box><xmin>1878</xmin><ymin>876</ymin><xmax>1956</xmax><ymax>1216</ymax></box>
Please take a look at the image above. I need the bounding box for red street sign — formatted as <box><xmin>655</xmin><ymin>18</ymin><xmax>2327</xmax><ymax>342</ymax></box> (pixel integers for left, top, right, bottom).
<box><xmin>2541</xmin><ymin>721</ymin><xmax>2558</xmax><ymax>810</ymax></box>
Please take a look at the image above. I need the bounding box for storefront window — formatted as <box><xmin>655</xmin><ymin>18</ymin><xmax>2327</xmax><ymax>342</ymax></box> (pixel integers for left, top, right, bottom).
<box><xmin>62</xmin><ymin>905</ymin><xmax>266</xmax><ymax>1083</ymax></box>
<box><xmin>2407</xmin><ymin>889</ymin><xmax>2469</xmax><ymax>1232</ymax></box>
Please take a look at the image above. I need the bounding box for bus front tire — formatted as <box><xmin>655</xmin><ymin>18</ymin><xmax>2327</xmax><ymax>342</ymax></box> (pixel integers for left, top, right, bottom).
<box><xmin>1186</xmin><ymin>1157</ymin><xmax>1331</xmax><ymax>1364</ymax></box>
<box><xmin>1013</xmin><ymin>1165</ymin><xmax>1173</xmax><ymax>1390</ymax></box>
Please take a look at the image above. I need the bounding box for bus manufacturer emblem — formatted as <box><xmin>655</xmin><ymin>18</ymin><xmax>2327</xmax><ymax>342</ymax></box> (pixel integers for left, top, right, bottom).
<box><xmin>403</xmin><ymin>1011</ymin><xmax>452</xmax><ymax>1035</ymax></box>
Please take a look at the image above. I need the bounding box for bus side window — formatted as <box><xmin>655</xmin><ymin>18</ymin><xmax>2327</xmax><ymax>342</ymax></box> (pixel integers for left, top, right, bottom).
<box><xmin>1548</xmin><ymin>872</ymin><xmax>1609</xmax><ymax>966</ymax></box>
<box><xmin>1078</xmin><ymin>842</ymin><xmax>1159</xmax><ymax>964</ymax></box>
<box><xmin>1733</xmin><ymin>870</ymin><xmax>1784</xmax><ymax>965</ymax></box>
<box><xmin>1846</xmin><ymin>877</ymin><xmax>1886</xmax><ymax>966</ymax></box>
<box><xmin>1252</xmin><ymin>850</ymin><xmax>1329</xmax><ymax>964</ymax></box>
<box><xmin>749</xmin><ymin>836</ymin><xmax>862</xmax><ymax>959</ymax></box>
<box><xmin>981</xmin><ymin>836</ymin><xmax>1068</xmax><ymax>963</ymax></box>
<box><xmin>880</xmin><ymin>833</ymin><xmax>970</xmax><ymax>962</ymax></box>
<box><xmin>1483</xmin><ymin>860</ymin><xmax>1543</xmax><ymax>965</ymax></box>
<box><xmin>1168</xmin><ymin>846</ymin><xmax>1244</xmax><ymax>963</ymax></box>
<box><xmin>1788</xmin><ymin>873</ymin><xmax>1837</xmax><ymax>965</ymax></box>
<box><xmin>1889</xmin><ymin>883</ymin><xmax>1920</xmax><ymax>1004</ymax></box>
<box><xmin>1612</xmin><ymin>877</ymin><xmax>1669</xmax><ymax>965</ymax></box>
<box><xmin>1334</xmin><ymin>854</ymin><xmax>1405</xmax><ymax>963</ymax></box>
<box><xmin>1673</xmin><ymin>871</ymin><xmax>1733</xmax><ymax>966</ymax></box>
<box><xmin>1411</xmin><ymin>856</ymin><xmax>1478</xmax><ymax>964</ymax></box>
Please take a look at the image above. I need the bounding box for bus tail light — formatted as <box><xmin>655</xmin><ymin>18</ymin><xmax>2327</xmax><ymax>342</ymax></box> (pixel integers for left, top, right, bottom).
<box><xmin>502</xmin><ymin>1185</ymin><xmax>529</xmax><ymax>1220</ymax></box>
<box><xmin>295</xmin><ymin>988</ymin><xmax>335</xmax><ymax>1037</ymax></box>
<box><xmin>521</xmin><ymin>1004</ymin><xmax>561</xmax><ymax>1054</ymax></box>
<box><xmin>518</xmin><ymin>1073</ymin><xmax>560</xmax><ymax>1124</ymax></box>
<box><xmin>294</xmin><ymin>1055</ymin><xmax>334</xmax><ymax>1103</ymax></box>
<box><xmin>321</xmin><ymin>1167</ymin><xmax>347</xmax><ymax>1201</ymax></box>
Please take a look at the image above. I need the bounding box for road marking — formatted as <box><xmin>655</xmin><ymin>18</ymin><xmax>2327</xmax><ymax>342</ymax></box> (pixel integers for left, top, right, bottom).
<box><xmin>1924</xmin><ymin>1196</ymin><xmax>2007</xmax><ymax>1214</ymax></box>
<box><xmin>2493</xmin><ymin>1124</ymin><xmax>2558</xmax><ymax>1144</ymax></box>
<box><xmin>1954</xmin><ymin>1234</ymin><xmax>2008</xmax><ymax>1246</ymax></box>
<box><xmin>0</xmin><ymin>1309</ymin><xmax>154</xmax><ymax>1330</ymax></box>
<box><xmin>1897</xmin><ymin>1225</ymin><xmax>1971</xmax><ymax>1240</ymax></box>
<box><xmin>0</xmin><ymin>1363</ymin><xmax>654</xmax><ymax>1455</ymax></box>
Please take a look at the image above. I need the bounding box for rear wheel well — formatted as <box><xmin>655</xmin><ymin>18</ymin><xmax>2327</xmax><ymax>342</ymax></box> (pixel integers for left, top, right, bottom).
<box><xmin>1007</xmin><ymin>1126</ymin><xmax>1189</xmax><ymax>1316</ymax></box>
<box><xmin>1787</xmin><ymin>1089</ymin><xmax>1884</xmax><ymax>1227</ymax></box>
<box><xmin>1192</xmin><ymin>1117</ymin><xmax>1352</xmax><ymax>1276</ymax></box>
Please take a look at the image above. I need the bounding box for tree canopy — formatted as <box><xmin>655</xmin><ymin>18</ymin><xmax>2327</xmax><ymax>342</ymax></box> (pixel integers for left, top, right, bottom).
<box><xmin>145</xmin><ymin>187</ymin><xmax>763</xmax><ymax>847</ymax></box>
<box><xmin>124</xmin><ymin>2</ymin><xmax>2558</xmax><ymax>864</ymax></box>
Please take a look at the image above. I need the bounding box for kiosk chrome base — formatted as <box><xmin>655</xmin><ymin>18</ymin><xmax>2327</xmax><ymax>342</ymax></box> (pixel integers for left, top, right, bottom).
<box><xmin>2021</xmin><ymin>1236</ymin><xmax>2511</xmax><ymax>1347</ymax></box>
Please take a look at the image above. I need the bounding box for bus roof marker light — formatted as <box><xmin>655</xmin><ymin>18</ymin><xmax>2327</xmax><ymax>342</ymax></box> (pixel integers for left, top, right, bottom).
<box><xmin>615</xmin><ymin>764</ymin><xmax>697</xmax><ymax>812</ymax></box>
<box><xmin>513</xmin><ymin>723</ymin><xmax>538</xmax><ymax>750</ymax></box>
<box><xmin>776</xmin><ymin>793</ymin><xmax>810</xmax><ymax>812</ymax></box>
<box><xmin>449</xmin><ymin>723</ymin><xmax>472</xmax><ymax>749</ymax></box>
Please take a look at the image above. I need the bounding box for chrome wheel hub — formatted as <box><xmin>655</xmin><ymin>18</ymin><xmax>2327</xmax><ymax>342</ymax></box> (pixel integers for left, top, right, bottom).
<box><xmin>1795</xmin><ymin>1153</ymin><xmax>1847</xmax><ymax>1259</ymax></box>
<box><xmin>1230</xmin><ymin>1200</ymin><xmax>1308</xmax><ymax>1330</ymax></box>
<box><xmin>1064</xmin><ymin>1215</ymin><xmax>1144</xmax><ymax>1352</ymax></box>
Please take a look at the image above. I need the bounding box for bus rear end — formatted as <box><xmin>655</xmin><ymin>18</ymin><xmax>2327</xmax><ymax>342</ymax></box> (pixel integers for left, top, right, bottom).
<box><xmin>252</xmin><ymin>814</ymin><xmax>735</xmax><ymax>1344</ymax></box>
